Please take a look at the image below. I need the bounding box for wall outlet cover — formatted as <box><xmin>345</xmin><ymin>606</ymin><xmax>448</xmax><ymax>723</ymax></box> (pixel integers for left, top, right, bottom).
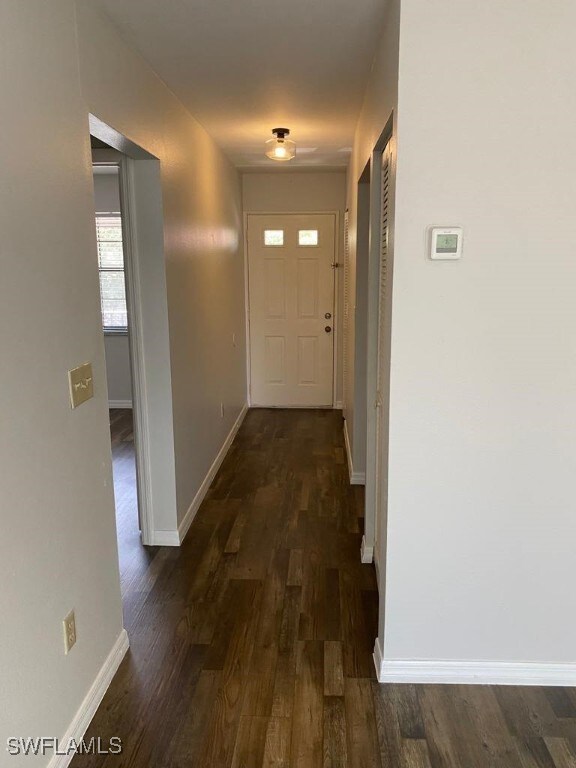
<box><xmin>63</xmin><ymin>610</ymin><xmax>77</xmax><ymax>654</ymax></box>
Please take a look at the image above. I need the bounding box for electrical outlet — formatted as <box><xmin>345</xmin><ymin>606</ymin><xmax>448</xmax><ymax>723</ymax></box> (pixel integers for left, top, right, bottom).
<box><xmin>63</xmin><ymin>610</ymin><xmax>77</xmax><ymax>654</ymax></box>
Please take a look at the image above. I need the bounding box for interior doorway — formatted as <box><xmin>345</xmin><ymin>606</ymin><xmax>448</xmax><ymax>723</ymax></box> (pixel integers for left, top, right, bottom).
<box><xmin>89</xmin><ymin>114</ymin><xmax>179</xmax><ymax>559</ymax></box>
<box><xmin>364</xmin><ymin>120</ymin><xmax>395</xmax><ymax>581</ymax></box>
<box><xmin>246</xmin><ymin>213</ymin><xmax>337</xmax><ymax>407</ymax></box>
<box><xmin>92</xmin><ymin>147</ymin><xmax>145</xmax><ymax>595</ymax></box>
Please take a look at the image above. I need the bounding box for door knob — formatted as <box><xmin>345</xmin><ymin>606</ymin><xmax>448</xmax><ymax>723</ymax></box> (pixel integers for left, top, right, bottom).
<box><xmin>325</xmin><ymin>326</ymin><xmax>332</xmax><ymax>333</ymax></box>
<box><xmin>325</xmin><ymin>312</ymin><xmax>332</xmax><ymax>319</ymax></box>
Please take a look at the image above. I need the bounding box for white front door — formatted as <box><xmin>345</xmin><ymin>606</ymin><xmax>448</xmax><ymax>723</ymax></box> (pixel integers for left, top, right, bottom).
<box><xmin>247</xmin><ymin>213</ymin><xmax>336</xmax><ymax>407</ymax></box>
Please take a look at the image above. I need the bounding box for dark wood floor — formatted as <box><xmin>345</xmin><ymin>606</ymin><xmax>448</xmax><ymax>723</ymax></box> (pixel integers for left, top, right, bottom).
<box><xmin>73</xmin><ymin>409</ymin><xmax>576</xmax><ymax>768</ymax></box>
<box><xmin>108</xmin><ymin>409</ymin><xmax>157</xmax><ymax>606</ymax></box>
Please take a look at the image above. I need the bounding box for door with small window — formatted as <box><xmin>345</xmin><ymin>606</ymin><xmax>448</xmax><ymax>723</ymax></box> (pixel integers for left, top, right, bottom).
<box><xmin>247</xmin><ymin>214</ymin><xmax>336</xmax><ymax>407</ymax></box>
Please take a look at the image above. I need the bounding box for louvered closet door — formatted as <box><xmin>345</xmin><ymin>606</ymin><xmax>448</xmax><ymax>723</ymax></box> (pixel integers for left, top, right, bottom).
<box><xmin>374</xmin><ymin>144</ymin><xmax>392</xmax><ymax>550</ymax></box>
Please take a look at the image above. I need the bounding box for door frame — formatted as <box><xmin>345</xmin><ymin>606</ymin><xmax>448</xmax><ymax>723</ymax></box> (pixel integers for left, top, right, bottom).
<box><xmin>363</xmin><ymin>116</ymin><xmax>395</xmax><ymax>567</ymax></box>
<box><xmin>91</xmin><ymin>115</ymin><xmax>178</xmax><ymax>547</ymax></box>
<box><xmin>92</xmin><ymin>149</ymin><xmax>154</xmax><ymax>544</ymax></box>
<box><xmin>243</xmin><ymin>211</ymin><xmax>341</xmax><ymax>408</ymax></box>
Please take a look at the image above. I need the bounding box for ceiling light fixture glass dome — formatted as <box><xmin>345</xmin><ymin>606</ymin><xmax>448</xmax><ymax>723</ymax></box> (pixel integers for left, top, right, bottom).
<box><xmin>265</xmin><ymin>128</ymin><xmax>296</xmax><ymax>161</ymax></box>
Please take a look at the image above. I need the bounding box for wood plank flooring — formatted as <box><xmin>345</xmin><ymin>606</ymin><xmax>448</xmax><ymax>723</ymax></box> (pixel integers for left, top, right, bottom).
<box><xmin>72</xmin><ymin>408</ymin><xmax>576</xmax><ymax>768</ymax></box>
<box><xmin>108</xmin><ymin>409</ymin><xmax>159</xmax><ymax>606</ymax></box>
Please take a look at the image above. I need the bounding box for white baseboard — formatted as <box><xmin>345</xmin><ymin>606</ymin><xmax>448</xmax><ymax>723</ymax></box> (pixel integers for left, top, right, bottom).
<box><xmin>373</xmin><ymin>647</ymin><xmax>576</xmax><ymax>686</ymax></box>
<box><xmin>149</xmin><ymin>529</ymin><xmax>180</xmax><ymax>547</ymax></box>
<box><xmin>108</xmin><ymin>400</ymin><xmax>133</xmax><ymax>409</ymax></box>
<box><xmin>178</xmin><ymin>404</ymin><xmax>248</xmax><ymax>544</ymax></box>
<box><xmin>47</xmin><ymin>629</ymin><xmax>129</xmax><ymax>768</ymax></box>
<box><xmin>360</xmin><ymin>535</ymin><xmax>374</xmax><ymax>564</ymax></box>
<box><xmin>343</xmin><ymin>419</ymin><xmax>366</xmax><ymax>486</ymax></box>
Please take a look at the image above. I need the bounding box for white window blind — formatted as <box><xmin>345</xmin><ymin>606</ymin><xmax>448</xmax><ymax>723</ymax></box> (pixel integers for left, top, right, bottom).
<box><xmin>95</xmin><ymin>215</ymin><xmax>127</xmax><ymax>330</ymax></box>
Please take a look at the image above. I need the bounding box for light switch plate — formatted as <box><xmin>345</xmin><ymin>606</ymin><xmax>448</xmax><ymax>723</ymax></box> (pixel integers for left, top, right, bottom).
<box><xmin>68</xmin><ymin>363</ymin><xmax>94</xmax><ymax>408</ymax></box>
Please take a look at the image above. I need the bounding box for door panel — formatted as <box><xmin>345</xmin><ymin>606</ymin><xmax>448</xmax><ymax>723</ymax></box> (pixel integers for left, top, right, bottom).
<box><xmin>264</xmin><ymin>336</ymin><xmax>286</xmax><ymax>384</ymax></box>
<box><xmin>265</xmin><ymin>259</ymin><xmax>287</xmax><ymax>318</ymax></box>
<box><xmin>297</xmin><ymin>336</ymin><xmax>318</xmax><ymax>385</ymax></box>
<box><xmin>248</xmin><ymin>214</ymin><xmax>335</xmax><ymax>407</ymax></box>
<box><xmin>297</xmin><ymin>259</ymin><xmax>319</xmax><ymax>318</ymax></box>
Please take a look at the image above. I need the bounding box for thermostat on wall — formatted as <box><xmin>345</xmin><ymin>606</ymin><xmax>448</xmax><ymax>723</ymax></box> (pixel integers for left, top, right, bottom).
<box><xmin>430</xmin><ymin>227</ymin><xmax>463</xmax><ymax>260</ymax></box>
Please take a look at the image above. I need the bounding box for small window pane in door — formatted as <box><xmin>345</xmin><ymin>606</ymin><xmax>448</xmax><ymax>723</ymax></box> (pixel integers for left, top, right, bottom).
<box><xmin>298</xmin><ymin>229</ymin><xmax>319</xmax><ymax>246</ymax></box>
<box><xmin>264</xmin><ymin>229</ymin><xmax>284</xmax><ymax>246</ymax></box>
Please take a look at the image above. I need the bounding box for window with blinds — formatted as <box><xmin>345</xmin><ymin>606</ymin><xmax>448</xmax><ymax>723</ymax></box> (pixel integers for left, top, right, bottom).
<box><xmin>95</xmin><ymin>215</ymin><xmax>128</xmax><ymax>330</ymax></box>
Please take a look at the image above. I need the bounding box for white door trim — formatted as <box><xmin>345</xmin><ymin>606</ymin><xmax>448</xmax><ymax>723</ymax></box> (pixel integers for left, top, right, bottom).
<box><xmin>91</xmin><ymin>116</ymin><xmax>178</xmax><ymax>547</ymax></box>
<box><xmin>363</xmin><ymin>117</ymin><xmax>394</xmax><ymax>567</ymax></box>
<box><xmin>244</xmin><ymin>211</ymin><xmax>341</xmax><ymax>408</ymax></box>
<box><xmin>118</xmin><ymin>157</ymin><xmax>155</xmax><ymax>546</ymax></box>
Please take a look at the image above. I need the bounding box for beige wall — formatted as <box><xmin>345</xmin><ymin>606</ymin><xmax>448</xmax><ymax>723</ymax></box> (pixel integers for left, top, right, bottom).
<box><xmin>93</xmin><ymin>169</ymin><xmax>121</xmax><ymax>213</ymax></box>
<box><xmin>103</xmin><ymin>334</ymin><xmax>133</xmax><ymax>405</ymax></box>
<box><xmin>77</xmin><ymin>2</ymin><xmax>247</xmax><ymax>524</ymax></box>
<box><xmin>354</xmin><ymin>0</ymin><xmax>576</xmax><ymax>667</ymax></box>
<box><xmin>0</xmin><ymin>0</ymin><xmax>246</xmax><ymax>756</ymax></box>
<box><xmin>242</xmin><ymin>171</ymin><xmax>347</xmax><ymax>403</ymax></box>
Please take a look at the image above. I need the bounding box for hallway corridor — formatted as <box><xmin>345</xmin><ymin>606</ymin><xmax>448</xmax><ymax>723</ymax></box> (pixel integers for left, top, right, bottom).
<box><xmin>74</xmin><ymin>409</ymin><xmax>377</xmax><ymax>766</ymax></box>
<box><xmin>72</xmin><ymin>410</ymin><xmax>576</xmax><ymax>768</ymax></box>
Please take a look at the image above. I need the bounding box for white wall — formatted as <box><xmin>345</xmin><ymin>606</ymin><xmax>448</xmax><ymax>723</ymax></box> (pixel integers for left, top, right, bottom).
<box><xmin>0</xmin><ymin>0</ymin><xmax>246</xmax><ymax>758</ymax></box>
<box><xmin>357</xmin><ymin>0</ymin><xmax>576</xmax><ymax>670</ymax></box>
<box><xmin>242</xmin><ymin>171</ymin><xmax>347</xmax><ymax>404</ymax></box>
<box><xmin>387</xmin><ymin>0</ymin><xmax>576</xmax><ymax>665</ymax></box>
<box><xmin>93</xmin><ymin>168</ymin><xmax>133</xmax><ymax>406</ymax></box>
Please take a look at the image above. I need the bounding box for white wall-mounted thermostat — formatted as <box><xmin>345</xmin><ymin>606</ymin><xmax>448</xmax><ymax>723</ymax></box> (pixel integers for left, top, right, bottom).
<box><xmin>430</xmin><ymin>227</ymin><xmax>463</xmax><ymax>260</ymax></box>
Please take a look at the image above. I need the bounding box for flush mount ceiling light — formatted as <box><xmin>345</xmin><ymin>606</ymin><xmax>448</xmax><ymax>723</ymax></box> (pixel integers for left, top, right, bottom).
<box><xmin>265</xmin><ymin>128</ymin><xmax>296</xmax><ymax>162</ymax></box>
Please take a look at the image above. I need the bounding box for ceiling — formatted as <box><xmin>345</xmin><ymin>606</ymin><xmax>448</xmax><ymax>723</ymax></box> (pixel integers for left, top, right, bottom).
<box><xmin>93</xmin><ymin>0</ymin><xmax>388</xmax><ymax>169</ymax></box>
